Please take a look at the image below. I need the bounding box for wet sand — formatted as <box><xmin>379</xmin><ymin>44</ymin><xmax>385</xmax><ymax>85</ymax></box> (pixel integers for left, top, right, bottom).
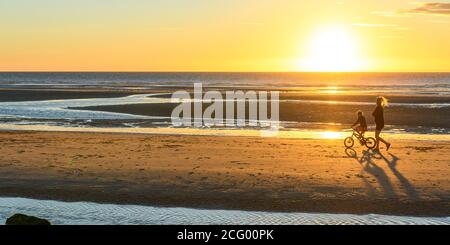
<box><xmin>0</xmin><ymin>88</ymin><xmax>139</xmax><ymax>102</ymax></box>
<box><xmin>2</xmin><ymin>87</ymin><xmax>450</xmax><ymax>103</ymax></box>
<box><xmin>0</xmin><ymin>130</ymin><xmax>448</xmax><ymax>216</ymax></box>
<box><xmin>74</xmin><ymin>102</ymin><xmax>450</xmax><ymax>128</ymax></box>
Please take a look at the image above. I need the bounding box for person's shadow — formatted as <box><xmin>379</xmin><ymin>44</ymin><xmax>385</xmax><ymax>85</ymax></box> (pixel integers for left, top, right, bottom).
<box><xmin>345</xmin><ymin>148</ymin><xmax>420</xmax><ymax>201</ymax></box>
<box><xmin>379</xmin><ymin>152</ymin><xmax>420</xmax><ymax>201</ymax></box>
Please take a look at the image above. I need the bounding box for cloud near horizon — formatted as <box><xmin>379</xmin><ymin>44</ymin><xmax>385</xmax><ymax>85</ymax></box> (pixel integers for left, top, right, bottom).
<box><xmin>404</xmin><ymin>2</ymin><xmax>450</xmax><ymax>16</ymax></box>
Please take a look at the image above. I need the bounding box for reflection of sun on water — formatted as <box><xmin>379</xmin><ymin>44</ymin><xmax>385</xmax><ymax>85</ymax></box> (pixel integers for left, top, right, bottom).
<box><xmin>320</xmin><ymin>131</ymin><xmax>343</xmax><ymax>139</ymax></box>
<box><xmin>323</xmin><ymin>86</ymin><xmax>341</xmax><ymax>94</ymax></box>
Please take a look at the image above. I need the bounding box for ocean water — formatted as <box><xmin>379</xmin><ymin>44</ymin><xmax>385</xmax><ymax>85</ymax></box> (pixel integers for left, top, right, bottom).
<box><xmin>0</xmin><ymin>93</ymin><xmax>166</xmax><ymax>120</ymax></box>
<box><xmin>0</xmin><ymin>72</ymin><xmax>449</xmax><ymax>136</ymax></box>
<box><xmin>0</xmin><ymin>197</ymin><xmax>449</xmax><ymax>225</ymax></box>
<box><xmin>0</xmin><ymin>72</ymin><xmax>449</xmax><ymax>93</ymax></box>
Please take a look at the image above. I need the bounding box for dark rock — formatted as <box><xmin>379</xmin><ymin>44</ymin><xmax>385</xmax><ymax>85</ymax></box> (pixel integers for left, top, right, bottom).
<box><xmin>5</xmin><ymin>213</ymin><xmax>51</xmax><ymax>225</ymax></box>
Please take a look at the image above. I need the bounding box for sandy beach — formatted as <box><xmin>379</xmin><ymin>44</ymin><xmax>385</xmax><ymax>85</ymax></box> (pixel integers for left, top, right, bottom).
<box><xmin>0</xmin><ymin>130</ymin><xmax>448</xmax><ymax>216</ymax></box>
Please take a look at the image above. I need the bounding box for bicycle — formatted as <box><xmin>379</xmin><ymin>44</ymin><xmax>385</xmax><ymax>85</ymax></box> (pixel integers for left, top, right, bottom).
<box><xmin>344</xmin><ymin>129</ymin><xmax>377</xmax><ymax>149</ymax></box>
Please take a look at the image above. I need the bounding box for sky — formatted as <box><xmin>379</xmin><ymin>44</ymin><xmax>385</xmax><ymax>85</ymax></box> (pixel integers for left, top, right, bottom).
<box><xmin>0</xmin><ymin>0</ymin><xmax>449</xmax><ymax>72</ymax></box>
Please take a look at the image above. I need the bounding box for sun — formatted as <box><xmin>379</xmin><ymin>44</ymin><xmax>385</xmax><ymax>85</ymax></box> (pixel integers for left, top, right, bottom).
<box><xmin>299</xmin><ymin>26</ymin><xmax>364</xmax><ymax>72</ymax></box>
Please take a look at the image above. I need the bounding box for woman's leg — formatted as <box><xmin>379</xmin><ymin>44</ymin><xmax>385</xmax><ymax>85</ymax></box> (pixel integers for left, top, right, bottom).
<box><xmin>375</xmin><ymin>130</ymin><xmax>381</xmax><ymax>150</ymax></box>
<box><xmin>375</xmin><ymin>130</ymin><xmax>391</xmax><ymax>150</ymax></box>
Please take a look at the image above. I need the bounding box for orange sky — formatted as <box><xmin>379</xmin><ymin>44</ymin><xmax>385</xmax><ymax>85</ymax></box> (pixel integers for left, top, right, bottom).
<box><xmin>0</xmin><ymin>0</ymin><xmax>449</xmax><ymax>72</ymax></box>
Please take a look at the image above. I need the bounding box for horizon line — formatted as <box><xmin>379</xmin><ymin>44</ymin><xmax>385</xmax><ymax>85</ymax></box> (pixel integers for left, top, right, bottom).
<box><xmin>1</xmin><ymin>71</ymin><xmax>449</xmax><ymax>73</ymax></box>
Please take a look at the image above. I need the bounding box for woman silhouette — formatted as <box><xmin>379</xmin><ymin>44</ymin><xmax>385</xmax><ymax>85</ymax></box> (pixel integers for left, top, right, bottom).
<box><xmin>372</xmin><ymin>96</ymin><xmax>391</xmax><ymax>151</ymax></box>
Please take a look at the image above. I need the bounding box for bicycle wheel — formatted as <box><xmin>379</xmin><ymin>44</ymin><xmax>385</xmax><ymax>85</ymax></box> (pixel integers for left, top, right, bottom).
<box><xmin>365</xmin><ymin>137</ymin><xmax>377</xmax><ymax>149</ymax></box>
<box><xmin>344</xmin><ymin>137</ymin><xmax>354</xmax><ymax>148</ymax></box>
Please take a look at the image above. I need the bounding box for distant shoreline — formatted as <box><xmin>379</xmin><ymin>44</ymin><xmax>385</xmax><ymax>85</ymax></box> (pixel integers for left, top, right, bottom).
<box><xmin>1</xmin><ymin>71</ymin><xmax>450</xmax><ymax>73</ymax></box>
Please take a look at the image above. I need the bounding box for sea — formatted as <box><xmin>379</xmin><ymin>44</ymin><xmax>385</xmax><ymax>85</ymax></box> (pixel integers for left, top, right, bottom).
<box><xmin>0</xmin><ymin>72</ymin><xmax>449</xmax><ymax>139</ymax></box>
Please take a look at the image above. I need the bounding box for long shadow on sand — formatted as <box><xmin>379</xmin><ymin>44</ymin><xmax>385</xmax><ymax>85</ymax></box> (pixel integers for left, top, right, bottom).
<box><xmin>345</xmin><ymin>148</ymin><xmax>420</xmax><ymax>201</ymax></box>
<box><xmin>380</xmin><ymin>152</ymin><xmax>420</xmax><ymax>201</ymax></box>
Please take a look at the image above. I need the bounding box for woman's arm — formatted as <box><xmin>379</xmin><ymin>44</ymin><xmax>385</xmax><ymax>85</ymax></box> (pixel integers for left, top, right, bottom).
<box><xmin>372</xmin><ymin>106</ymin><xmax>380</xmax><ymax>117</ymax></box>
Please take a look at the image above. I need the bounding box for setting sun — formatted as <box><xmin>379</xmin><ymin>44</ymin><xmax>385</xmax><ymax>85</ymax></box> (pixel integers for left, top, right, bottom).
<box><xmin>300</xmin><ymin>26</ymin><xmax>364</xmax><ymax>72</ymax></box>
<box><xmin>1</xmin><ymin>0</ymin><xmax>450</xmax><ymax>72</ymax></box>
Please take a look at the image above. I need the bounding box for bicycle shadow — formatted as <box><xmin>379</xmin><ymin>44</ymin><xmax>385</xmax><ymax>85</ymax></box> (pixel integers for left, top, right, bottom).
<box><xmin>345</xmin><ymin>148</ymin><xmax>420</xmax><ymax>201</ymax></box>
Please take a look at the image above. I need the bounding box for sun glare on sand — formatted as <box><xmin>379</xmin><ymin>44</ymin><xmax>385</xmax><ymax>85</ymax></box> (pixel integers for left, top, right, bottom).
<box><xmin>300</xmin><ymin>26</ymin><xmax>364</xmax><ymax>72</ymax></box>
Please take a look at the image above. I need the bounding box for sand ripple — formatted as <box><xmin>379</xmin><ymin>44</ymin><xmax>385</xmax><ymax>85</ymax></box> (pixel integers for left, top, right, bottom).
<box><xmin>0</xmin><ymin>198</ymin><xmax>449</xmax><ymax>225</ymax></box>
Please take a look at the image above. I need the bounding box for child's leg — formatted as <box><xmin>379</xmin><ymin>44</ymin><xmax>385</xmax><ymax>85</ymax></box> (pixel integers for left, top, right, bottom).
<box><xmin>356</xmin><ymin>126</ymin><xmax>364</xmax><ymax>136</ymax></box>
<box><xmin>361</xmin><ymin>127</ymin><xmax>367</xmax><ymax>135</ymax></box>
